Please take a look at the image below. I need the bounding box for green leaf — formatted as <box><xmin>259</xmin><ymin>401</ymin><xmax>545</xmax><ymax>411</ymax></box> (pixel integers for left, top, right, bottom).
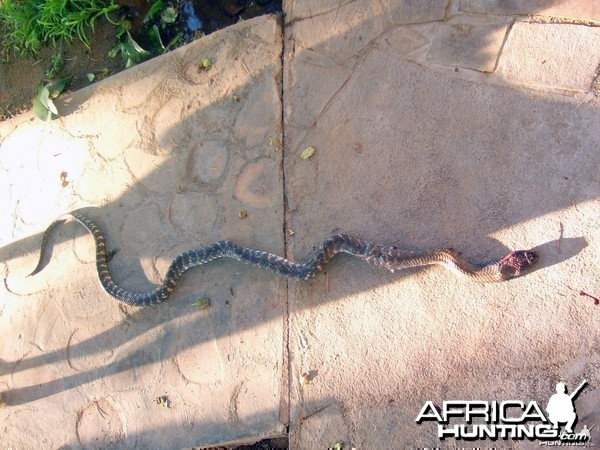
<box><xmin>114</xmin><ymin>19</ymin><xmax>131</xmax><ymax>39</ymax></box>
<box><xmin>40</xmin><ymin>87</ymin><xmax>56</xmax><ymax>114</ymax></box>
<box><xmin>33</xmin><ymin>98</ymin><xmax>53</xmax><ymax>121</ymax></box>
<box><xmin>201</xmin><ymin>58</ymin><xmax>213</xmax><ymax>70</ymax></box>
<box><xmin>143</xmin><ymin>0</ymin><xmax>166</xmax><ymax>25</ymax></box>
<box><xmin>33</xmin><ymin>85</ymin><xmax>58</xmax><ymax>121</ymax></box>
<box><xmin>46</xmin><ymin>53</ymin><xmax>64</xmax><ymax>79</ymax></box>
<box><xmin>87</xmin><ymin>73</ymin><xmax>96</xmax><ymax>82</ymax></box>
<box><xmin>161</xmin><ymin>6</ymin><xmax>178</xmax><ymax>24</ymax></box>
<box><xmin>108</xmin><ymin>42</ymin><xmax>120</xmax><ymax>58</ymax></box>
<box><xmin>147</xmin><ymin>24</ymin><xmax>165</xmax><ymax>53</ymax></box>
<box><xmin>46</xmin><ymin>76</ymin><xmax>69</xmax><ymax>99</ymax></box>
<box><xmin>192</xmin><ymin>297</ymin><xmax>210</xmax><ymax>309</ymax></box>
<box><xmin>118</xmin><ymin>31</ymin><xmax>151</xmax><ymax>68</ymax></box>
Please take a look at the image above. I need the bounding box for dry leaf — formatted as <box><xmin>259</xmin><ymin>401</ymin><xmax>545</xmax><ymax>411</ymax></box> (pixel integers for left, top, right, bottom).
<box><xmin>300</xmin><ymin>146</ymin><xmax>316</xmax><ymax>159</ymax></box>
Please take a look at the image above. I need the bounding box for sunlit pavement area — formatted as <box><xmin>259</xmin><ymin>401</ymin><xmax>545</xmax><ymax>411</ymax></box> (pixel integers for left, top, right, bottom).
<box><xmin>1</xmin><ymin>1</ymin><xmax>599</xmax><ymax>448</ymax></box>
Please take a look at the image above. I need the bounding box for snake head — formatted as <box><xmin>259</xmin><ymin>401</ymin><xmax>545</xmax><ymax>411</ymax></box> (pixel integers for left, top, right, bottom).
<box><xmin>499</xmin><ymin>250</ymin><xmax>539</xmax><ymax>280</ymax></box>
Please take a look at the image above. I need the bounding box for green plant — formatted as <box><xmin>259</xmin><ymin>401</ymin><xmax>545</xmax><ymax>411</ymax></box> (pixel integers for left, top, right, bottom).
<box><xmin>110</xmin><ymin>0</ymin><xmax>182</xmax><ymax>68</ymax></box>
<box><xmin>46</xmin><ymin>52</ymin><xmax>65</xmax><ymax>78</ymax></box>
<box><xmin>0</xmin><ymin>0</ymin><xmax>120</xmax><ymax>55</ymax></box>
<box><xmin>33</xmin><ymin>76</ymin><xmax>69</xmax><ymax>121</ymax></box>
<box><xmin>109</xmin><ymin>26</ymin><xmax>150</xmax><ymax>68</ymax></box>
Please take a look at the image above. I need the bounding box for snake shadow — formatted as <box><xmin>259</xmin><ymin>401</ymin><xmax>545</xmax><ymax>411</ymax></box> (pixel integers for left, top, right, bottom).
<box><xmin>0</xmin><ymin>301</ymin><xmax>213</xmax><ymax>405</ymax></box>
<box><xmin>0</xmin><ymin>236</ymin><xmax>587</xmax><ymax>407</ymax></box>
<box><xmin>529</xmin><ymin>237</ymin><xmax>588</xmax><ymax>277</ymax></box>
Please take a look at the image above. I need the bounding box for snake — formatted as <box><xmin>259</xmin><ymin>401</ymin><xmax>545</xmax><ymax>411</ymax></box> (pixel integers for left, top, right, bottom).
<box><xmin>28</xmin><ymin>212</ymin><xmax>539</xmax><ymax>307</ymax></box>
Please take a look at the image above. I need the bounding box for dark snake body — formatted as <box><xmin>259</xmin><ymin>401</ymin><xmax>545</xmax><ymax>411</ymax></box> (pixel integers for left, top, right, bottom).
<box><xmin>30</xmin><ymin>212</ymin><xmax>539</xmax><ymax>307</ymax></box>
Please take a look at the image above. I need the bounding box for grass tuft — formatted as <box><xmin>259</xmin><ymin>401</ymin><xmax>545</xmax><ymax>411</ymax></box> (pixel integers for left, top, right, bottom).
<box><xmin>0</xmin><ymin>0</ymin><xmax>120</xmax><ymax>55</ymax></box>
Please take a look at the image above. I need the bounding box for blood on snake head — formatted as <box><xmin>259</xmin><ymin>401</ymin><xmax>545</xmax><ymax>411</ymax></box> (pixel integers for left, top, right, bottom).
<box><xmin>499</xmin><ymin>250</ymin><xmax>539</xmax><ymax>280</ymax></box>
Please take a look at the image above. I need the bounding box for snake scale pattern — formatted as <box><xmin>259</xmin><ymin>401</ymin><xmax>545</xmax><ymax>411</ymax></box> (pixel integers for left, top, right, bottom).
<box><xmin>29</xmin><ymin>212</ymin><xmax>539</xmax><ymax>307</ymax></box>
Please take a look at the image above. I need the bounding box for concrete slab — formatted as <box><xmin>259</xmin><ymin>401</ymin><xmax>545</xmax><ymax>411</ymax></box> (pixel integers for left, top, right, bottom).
<box><xmin>427</xmin><ymin>15</ymin><xmax>512</xmax><ymax>72</ymax></box>
<box><xmin>459</xmin><ymin>0</ymin><xmax>600</xmax><ymax>23</ymax></box>
<box><xmin>284</xmin><ymin>2</ymin><xmax>600</xmax><ymax>449</ymax></box>
<box><xmin>287</xmin><ymin>0</ymin><xmax>447</xmax><ymax>24</ymax></box>
<box><xmin>380</xmin><ymin>0</ymin><xmax>448</xmax><ymax>25</ymax></box>
<box><xmin>499</xmin><ymin>21</ymin><xmax>600</xmax><ymax>93</ymax></box>
<box><xmin>0</xmin><ymin>15</ymin><xmax>286</xmax><ymax>448</ymax></box>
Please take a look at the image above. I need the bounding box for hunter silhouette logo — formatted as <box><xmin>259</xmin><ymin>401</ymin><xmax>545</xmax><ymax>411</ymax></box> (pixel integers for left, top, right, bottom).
<box><xmin>546</xmin><ymin>380</ymin><xmax>586</xmax><ymax>433</ymax></box>
<box><xmin>415</xmin><ymin>379</ymin><xmax>593</xmax><ymax>443</ymax></box>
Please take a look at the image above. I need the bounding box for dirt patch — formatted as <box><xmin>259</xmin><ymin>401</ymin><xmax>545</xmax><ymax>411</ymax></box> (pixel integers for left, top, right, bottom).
<box><xmin>0</xmin><ymin>0</ymin><xmax>282</xmax><ymax>121</ymax></box>
<box><xmin>0</xmin><ymin>16</ymin><xmax>122</xmax><ymax>120</ymax></box>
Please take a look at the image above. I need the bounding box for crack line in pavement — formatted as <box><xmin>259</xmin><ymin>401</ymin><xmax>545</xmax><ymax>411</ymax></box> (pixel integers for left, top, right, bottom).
<box><xmin>279</xmin><ymin>13</ymin><xmax>292</xmax><ymax>429</ymax></box>
<box><xmin>284</xmin><ymin>0</ymin><xmax>362</xmax><ymax>28</ymax></box>
<box><xmin>493</xmin><ymin>18</ymin><xmax>516</xmax><ymax>73</ymax></box>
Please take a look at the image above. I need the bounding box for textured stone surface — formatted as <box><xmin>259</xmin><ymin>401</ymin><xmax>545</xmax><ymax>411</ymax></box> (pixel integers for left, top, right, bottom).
<box><xmin>499</xmin><ymin>22</ymin><xmax>600</xmax><ymax>92</ymax></box>
<box><xmin>460</xmin><ymin>0</ymin><xmax>600</xmax><ymax>22</ymax></box>
<box><xmin>2</xmin><ymin>1</ymin><xmax>600</xmax><ymax>448</ymax></box>
<box><xmin>0</xmin><ymin>15</ymin><xmax>285</xmax><ymax>448</ymax></box>
<box><xmin>285</xmin><ymin>1</ymin><xmax>600</xmax><ymax>448</ymax></box>
<box><xmin>290</xmin><ymin>1</ymin><xmax>385</xmax><ymax>64</ymax></box>
<box><xmin>427</xmin><ymin>15</ymin><xmax>512</xmax><ymax>72</ymax></box>
<box><xmin>380</xmin><ymin>0</ymin><xmax>448</xmax><ymax>24</ymax></box>
<box><xmin>288</xmin><ymin>0</ymin><xmax>447</xmax><ymax>22</ymax></box>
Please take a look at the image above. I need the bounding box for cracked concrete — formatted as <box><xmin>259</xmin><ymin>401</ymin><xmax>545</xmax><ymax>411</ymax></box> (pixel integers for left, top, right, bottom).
<box><xmin>1</xmin><ymin>1</ymin><xmax>600</xmax><ymax>448</ymax></box>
